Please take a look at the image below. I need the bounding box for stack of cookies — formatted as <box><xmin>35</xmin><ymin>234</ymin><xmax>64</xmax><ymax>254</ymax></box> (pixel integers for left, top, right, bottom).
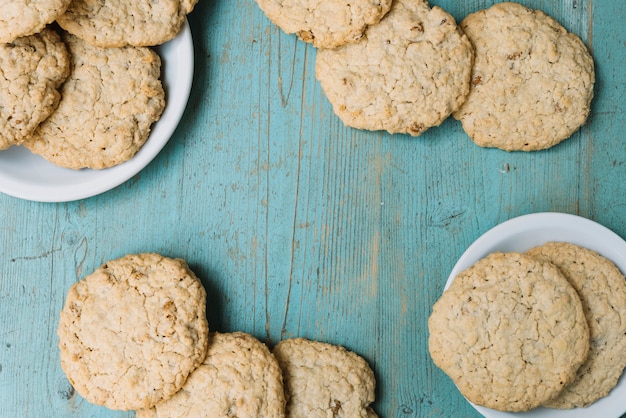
<box><xmin>0</xmin><ymin>0</ymin><xmax>198</xmax><ymax>169</ymax></box>
<box><xmin>57</xmin><ymin>253</ymin><xmax>378</xmax><ymax>417</ymax></box>
<box><xmin>254</xmin><ymin>1</ymin><xmax>595</xmax><ymax>152</ymax></box>
<box><xmin>428</xmin><ymin>243</ymin><xmax>626</xmax><ymax>412</ymax></box>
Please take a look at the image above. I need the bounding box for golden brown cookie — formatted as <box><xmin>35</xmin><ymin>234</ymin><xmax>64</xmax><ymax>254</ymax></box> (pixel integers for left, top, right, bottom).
<box><xmin>57</xmin><ymin>253</ymin><xmax>209</xmax><ymax>410</ymax></box>
<box><xmin>253</xmin><ymin>0</ymin><xmax>392</xmax><ymax>49</ymax></box>
<box><xmin>24</xmin><ymin>33</ymin><xmax>165</xmax><ymax>169</ymax></box>
<box><xmin>0</xmin><ymin>28</ymin><xmax>69</xmax><ymax>151</ymax></box>
<box><xmin>57</xmin><ymin>0</ymin><xmax>198</xmax><ymax>47</ymax></box>
<box><xmin>429</xmin><ymin>252</ymin><xmax>589</xmax><ymax>412</ymax></box>
<box><xmin>452</xmin><ymin>2</ymin><xmax>595</xmax><ymax>151</ymax></box>
<box><xmin>137</xmin><ymin>332</ymin><xmax>286</xmax><ymax>418</ymax></box>
<box><xmin>0</xmin><ymin>0</ymin><xmax>72</xmax><ymax>43</ymax></box>
<box><xmin>527</xmin><ymin>242</ymin><xmax>626</xmax><ymax>408</ymax></box>
<box><xmin>315</xmin><ymin>0</ymin><xmax>473</xmax><ymax>136</ymax></box>
<box><xmin>273</xmin><ymin>338</ymin><xmax>377</xmax><ymax>418</ymax></box>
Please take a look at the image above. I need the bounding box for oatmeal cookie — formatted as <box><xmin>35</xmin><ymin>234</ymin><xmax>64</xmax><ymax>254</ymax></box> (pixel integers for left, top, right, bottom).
<box><xmin>57</xmin><ymin>0</ymin><xmax>197</xmax><ymax>47</ymax></box>
<box><xmin>428</xmin><ymin>252</ymin><xmax>590</xmax><ymax>412</ymax></box>
<box><xmin>273</xmin><ymin>338</ymin><xmax>377</xmax><ymax>418</ymax></box>
<box><xmin>0</xmin><ymin>0</ymin><xmax>72</xmax><ymax>43</ymax></box>
<box><xmin>136</xmin><ymin>332</ymin><xmax>286</xmax><ymax>418</ymax></box>
<box><xmin>57</xmin><ymin>253</ymin><xmax>209</xmax><ymax>410</ymax></box>
<box><xmin>253</xmin><ymin>0</ymin><xmax>391</xmax><ymax>49</ymax></box>
<box><xmin>24</xmin><ymin>33</ymin><xmax>165</xmax><ymax>169</ymax></box>
<box><xmin>527</xmin><ymin>242</ymin><xmax>626</xmax><ymax>408</ymax></box>
<box><xmin>452</xmin><ymin>2</ymin><xmax>595</xmax><ymax>151</ymax></box>
<box><xmin>0</xmin><ymin>28</ymin><xmax>69</xmax><ymax>151</ymax></box>
<box><xmin>315</xmin><ymin>0</ymin><xmax>473</xmax><ymax>136</ymax></box>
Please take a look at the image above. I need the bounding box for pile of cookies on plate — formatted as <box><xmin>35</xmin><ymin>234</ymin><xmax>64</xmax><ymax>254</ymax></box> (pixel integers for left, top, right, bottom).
<box><xmin>57</xmin><ymin>253</ymin><xmax>378</xmax><ymax>417</ymax></box>
<box><xmin>254</xmin><ymin>0</ymin><xmax>595</xmax><ymax>152</ymax></box>
<box><xmin>0</xmin><ymin>0</ymin><xmax>197</xmax><ymax>169</ymax></box>
<box><xmin>428</xmin><ymin>242</ymin><xmax>626</xmax><ymax>412</ymax></box>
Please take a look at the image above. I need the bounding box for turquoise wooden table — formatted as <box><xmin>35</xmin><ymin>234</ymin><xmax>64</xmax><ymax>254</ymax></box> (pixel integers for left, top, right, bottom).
<box><xmin>1</xmin><ymin>0</ymin><xmax>625</xmax><ymax>416</ymax></box>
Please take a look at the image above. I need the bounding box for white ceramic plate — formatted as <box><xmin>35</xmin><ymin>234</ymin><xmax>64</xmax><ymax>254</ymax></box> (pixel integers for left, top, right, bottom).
<box><xmin>0</xmin><ymin>20</ymin><xmax>194</xmax><ymax>203</ymax></box>
<box><xmin>445</xmin><ymin>212</ymin><xmax>626</xmax><ymax>418</ymax></box>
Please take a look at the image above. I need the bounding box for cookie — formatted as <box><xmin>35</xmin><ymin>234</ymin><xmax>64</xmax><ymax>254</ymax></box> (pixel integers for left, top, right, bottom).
<box><xmin>136</xmin><ymin>332</ymin><xmax>286</xmax><ymax>418</ymax></box>
<box><xmin>273</xmin><ymin>338</ymin><xmax>377</xmax><ymax>418</ymax></box>
<box><xmin>57</xmin><ymin>253</ymin><xmax>209</xmax><ymax>410</ymax></box>
<box><xmin>57</xmin><ymin>0</ymin><xmax>198</xmax><ymax>47</ymax></box>
<box><xmin>452</xmin><ymin>2</ymin><xmax>595</xmax><ymax>151</ymax></box>
<box><xmin>0</xmin><ymin>0</ymin><xmax>72</xmax><ymax>43</ymax></box>
<box><xmin>526</xmin><ymin>242</ymin><xmax>626</xmax><ymax>408</ymax></box>
<box><xmin>0</xmin><ymin>28</ymin><xmax>70</xmax><ymax>151</ymax></box>
<box><xmin>428</xmin><ymin>252</ymin><xmax>590</xmax><ymax>412</ymax></box>
<box><xmin>253</xmin><ymin>0</ymin><xmax>391</xmax><ymax>49</ymax></box>
<box><xmin>24</xmin><ymin>33</ymin><xmax>165</xmax><ymax>170</ymax></box>
<box><xmin>315</xmin><ymin>0</ymin><xmax>473</xmax><ymax>136</ymax></box>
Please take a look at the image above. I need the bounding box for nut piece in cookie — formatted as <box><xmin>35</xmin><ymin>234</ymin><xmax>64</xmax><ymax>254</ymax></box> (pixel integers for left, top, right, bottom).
<box><xmin>452</xmin><ymin>2</ymin><xmax>595</xmax><ymax>151</ymax></box>
<box><xmin>253</xmin><ymin>0</ymin><xmax>392</xmax><ymax>49</ymax></box>
<box><xmin>136</xmin><ymin>331</ymin><xmax>286</xmax><ymax>418</ymax></box>
<box><xmin>527</xmin><ymin>242</ymin><xmax>626</xmax><ymax>408</ymax></box>
<box><xmin>428</xmin><ymin>252</ymin><xmax>590</xmax><ymax>412</ymax></box>
<box><xmin>273</xmin><ymin>338</ymin><xmax>377</xmax><ymax>418</ymax></box>
<box><xmin>57</xmin><ymin>0</ymin><xmax>198</xmax><ymax>47</ymax></box>
<box><xmin>0</xmin><ymin>28</ymin><xmax>70</xmax><ymax>151</ymax></box>
<box><xmin>57</xmin><ymin>253</ymin><xmax>209</xmax><ymax>411</ymax></box>
<box><xmin>24</xmin><ymin>33</ymin><xmax>165</xmax><ymax>170</ymax></box>
<box><xmin>315</xmin><ymin>0</ymin><xmax>473</xmax><ymax>136</ymax></box>
<box><xmin>0</xmin><ymin>0</ymin><xmax>73</xmax><ymax>43</ymax></box>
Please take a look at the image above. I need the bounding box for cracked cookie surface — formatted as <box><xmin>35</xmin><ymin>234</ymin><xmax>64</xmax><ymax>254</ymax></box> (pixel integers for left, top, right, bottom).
<box><xmin>428</xmin><ymin>252</ymin><xmax>589</xmax><ymax>412</ymax></box>
<box><xmin>527</xmin><ymin>242</ymin><xmax>626</xmax><ymax>408</ymax></box>
<box><xmin>24</xmin><ymin>33</ymin><xmax>165</xmax><ymax>169</ymax></box>
<box><xmin>57</xmin><ymin>0</ymin><xmax>198</xmax><ymax>47</ymax></box>
<box><xmin>0</xmin><ymin>27</ymin><xmax>69</xmax><ymax>151</ymax></box>
<box><xmin>0</xmin><ymin>0</ymin><xmax>72</xmax><ymax>43</ymax></box>
<box><xmin>452</xmin><ymin>2</ymin><xmax>594</xmax><ymax>151</ymax></box>
<box><xmin>57</xmin><ymin>253</ymin><xmax>209</xmax><ymax>411</ymax></box>
<box><xmin>315</xmin><ymin>0</ymin><xmax>473</xmax><ymax>136</ymax></box>
<box><xmin>136</xmin><ymin>332</ymin><xmax>286</xmax><ymax>418</ymax></box>
<box><xmin>273</xmin><ymin>338</ymin><xmax>377</xmax><ymax>418</ymax></box>
<box><xmin>254</xmin><ymin>0</ymin><xmax>392</xmax><ymax>49</ymax></box>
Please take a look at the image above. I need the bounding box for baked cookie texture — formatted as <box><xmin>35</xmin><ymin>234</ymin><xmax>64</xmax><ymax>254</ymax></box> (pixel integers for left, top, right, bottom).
<box><xmin>253</xmin><ymin>0</ymin><xmax>392</xmax><ymax>49</ymax></box>
<box><xmin>428</xmin><ymin>252</ymin><xmax>590</xmax><ymax>412</ymax></box>
<box><xmin>0</xmin><ymin>27</ymin><xmax>69</xmax><ymax>151</ymax></box>
<box><xmin>57</xmin><ymin>0</ymin><xmax>198</xmax><ymax>47</ymax></box>
<box><xmin>57</xmin><ymin>253</ymin><xmax>209</xmax><ymax>411</ymax></box>
<box><xmin>136</xmin><ymin>332</ymin><xmax>286</xmax><ymax>418</ymax></box>
<box><xmin>0</xmin><ymin>0</ymin><xmax>72</xmax><ymax>43</ymax></box>
<box><xmin>527</xmin><ymin>242</ymin><xmax>626</xmax><ymax>408</ymax></box>
<box><xmin>315</xmin><ymin>0</ymin><xmax>473</xmax><ymax>136</ymax></box>
<box><xmin>452</xmin><ymin>2</ymin><xmax>595</xmax><ymax>151</ymax></box>
<box><xmin>273</xmin><ymin>338</ymin><xmax>377</xmax><ymax>418</ymax></box>
<box><xmin>24</xmin><ymin>33</ymin><xmax>165</xmax><ymax>170</ymax></box>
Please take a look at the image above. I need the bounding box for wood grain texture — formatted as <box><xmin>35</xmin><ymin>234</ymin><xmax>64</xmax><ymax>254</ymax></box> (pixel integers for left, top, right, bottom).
<box><xmin>1</xmin><ymin>0</ymin><xmax>625</xmax><ymax>417</ymax></box>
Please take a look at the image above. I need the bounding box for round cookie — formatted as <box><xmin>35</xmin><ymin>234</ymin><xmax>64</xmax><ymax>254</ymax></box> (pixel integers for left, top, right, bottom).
<box><xmin>526</xmin><ymin>242</ymin><xmax>626</xmax><ymax>408</ymax></box>
<box><xmin>428</xmin><ymin>252</ymin><xmax>590</xmax><ymax>412</ymax></box>
<box><xmin>24</xmin><ymin>33</ymin><xmax>165</xmax><ymax>170</ymax></box>
<box><xmin>315</xmin><ymin>0</ymin><xmax>473</xmax><ymax>136</ymax></box>
<box><xmin>57</xmin><ymin>0</ymin><xmax>198</xmax><ymax>47</ymax></box>
<box><xmin>0</xmin><ymin>0</ymin><xmax>72</xmax><ymax>43</ymax></box>
<box><xmin>0</xmin><ymin>28</ymin><xmax>69</xmax><ymax>151</ymax></box>
<box><xmin>253</xmin><ymin>0</ymin><xmax>392</xmax><ymax>49</ymax></box>
<box><xmin>273</xmin><ymin>338</ymin><xmax>377</xmax><ymax>418</ymax></box>
<box><xmin>57</xmin><ymin>253</ymin><xmax>209</xmax><ymax>410</ymax></box>
<box><xmin>452</xmin><ymin>2</ymin><xmax>595</xmax><ymax>151</ymax></box>
<box><xmin>136</xmin><ymin>332</ymin><xmax>286</xmax><ymax>418</ymax></box>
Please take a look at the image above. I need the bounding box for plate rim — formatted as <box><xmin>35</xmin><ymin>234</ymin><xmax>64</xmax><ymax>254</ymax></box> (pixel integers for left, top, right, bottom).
<box><xmin>444</xmin><ymin>212</ymin><xmax>626</xmax><ymax>418</ymax></box>
<box><xmin>0</xmin><ymin>19</ymin><xmax>194</xmax><ymax>203</ymax></box>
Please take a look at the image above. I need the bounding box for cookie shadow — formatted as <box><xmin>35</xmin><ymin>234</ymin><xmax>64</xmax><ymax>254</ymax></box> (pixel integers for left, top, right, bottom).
<box><xmin>188</xmin><ymin>261</ymin><xmax>225</xmax><ymax>332</ymax></box>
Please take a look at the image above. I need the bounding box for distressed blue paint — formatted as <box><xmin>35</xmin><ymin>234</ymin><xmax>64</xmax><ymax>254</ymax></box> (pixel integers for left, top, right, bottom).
<box><xmin>0</xmin><ymin>0</ymin><xmax>624</xmax><ymax>417</ymax></box>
